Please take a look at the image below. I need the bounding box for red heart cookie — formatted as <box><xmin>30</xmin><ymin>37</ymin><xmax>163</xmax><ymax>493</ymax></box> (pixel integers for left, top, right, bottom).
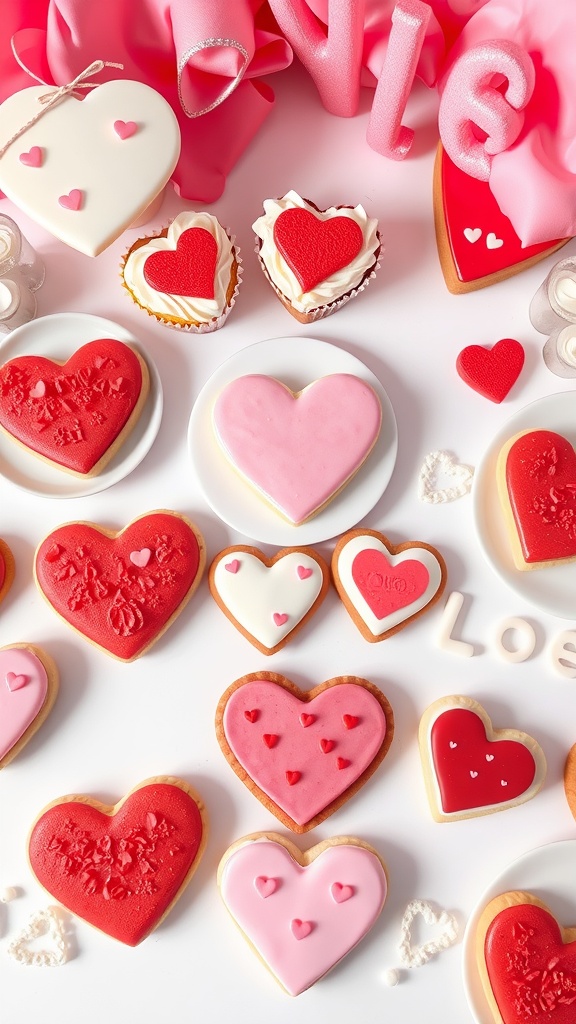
<box><xmin>498</xmin><ymin>429</ymin><xmax>576</xmax><ymax>570</ymax></box>
<box><xmin>0</xmin><ymin>538</ymin><xmax>14</xmax><ymax>608</ymax></box>
<box><xmin>34</xmin><ymin>511</ymin><xmax>205</xmax><ymax>661</ymax></box>
<box><xmin>0</xmin><ymin>339</ymin><xmax>149</xmax><ymax>476</ymax></box>
<box><xmin>456</xmin><ymin>338</ymin><xmax>525</xmax><ymax>403</ymax></box>
<box><xmin>143</xmin><ymin>226</ymin><xmax>217</xmax><ymax>298</ymax></box>
<box><xmin>216</xmin><ymin>673</ymin><xmax>394</xmax><ymax>833</ymax></box>
<box><xmin>419</xmin><ymin>695</ymin><xmax>546</xmax><ymax>821</ymax></box>
<box><xmin>477</xmin><ymin>892</ymin><xmax>576</xmax><ymax>1024</ymax></box>
<box><xmin>273</xmin><ymin>208</ymin><xmax>364</xmax><ymax>292</ymax></box>
<box><xmin>28</xmin><ymin>777</ymin><xmax>207</xmax><ymax>946</ymax></box>
<box><xmin>433</xmin><ymin>143</ymin><xmax>568</xmax><ymax>293</ymax></box>
<box><xmin>331</xmin><ymin>529</ymin><xmax>446</xmax><ymax>642</ymax></box>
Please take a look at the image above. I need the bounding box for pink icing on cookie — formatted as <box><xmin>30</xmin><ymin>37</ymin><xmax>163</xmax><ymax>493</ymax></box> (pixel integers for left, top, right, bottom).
<box><xmin>0</xmin><ymin>649</ymin><xmax>48</xmax><ymax>761</ymax></box>
<box><xmin>219</xmin><ymin>837</ymin><xmax>387</xmax><ymax>995</ymax></box>
<box><xmin>213</xmin><ymin>373</ymin><xmax>382</xmax><ymax>524</ymax></box>
<box><xmin>222</xmin><ymin>680</ymin><xmax>388</xmax><ymax>827</ymax></box>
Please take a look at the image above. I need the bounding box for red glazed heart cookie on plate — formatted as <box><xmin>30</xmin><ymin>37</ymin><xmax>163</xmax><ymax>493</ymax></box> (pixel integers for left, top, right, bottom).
<box><xmin>28</xmin><ymin>776</ymin><xmax>207</xmax><ymax>946</ymax></box>
<box><xmin>0</xmin><ymin>338</ymin><xmax>149</xmax><ymax>476</ymax></box>
<box><xmin>34</xmin><ymin>510</ymin><xmax>205</xmax><ymax>661</ymax></box>
<box><xmin>216</xmin><ymin>672</ymin><xmax>394</xmax><ymax>833</ymax></box>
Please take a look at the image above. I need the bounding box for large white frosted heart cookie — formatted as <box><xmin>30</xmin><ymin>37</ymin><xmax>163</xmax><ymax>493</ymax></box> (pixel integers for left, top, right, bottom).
<box><xmin>0</xmin><ymin>81</ymin><xmax>180</xmax><ymax>256</ymax></box>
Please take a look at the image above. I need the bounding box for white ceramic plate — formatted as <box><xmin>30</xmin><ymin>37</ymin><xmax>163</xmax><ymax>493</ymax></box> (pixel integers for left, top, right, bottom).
<box><xmin>0</xmin><ymin>312</ymin><xmax>163</xmax><ymax>498</ymax></box>
<box><xmin>473</xmin><ymin>392</ymin><xmax>576</xmax><ymax>619</ymax></box>
<box><xmin>462</xmin><ymin>838</ymin><xmax>576</xmax><ymax>1024</ymax></box>
<box><xmin>188</xmin><ymin>336</ymin><xmax>397</xmax><ymax>545</ymax></box>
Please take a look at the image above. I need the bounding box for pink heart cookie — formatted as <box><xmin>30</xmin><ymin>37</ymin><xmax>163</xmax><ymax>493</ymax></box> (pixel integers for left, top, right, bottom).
<box><xmin>212</xmin><ymin>373</ymin><xmax>382</xmax><ymax>524</ymax></box>
<box><xmin>216</xmin><ymin>673</ymin><xmax>394</xmax><ymax>833</ymax></box>
<box><xmin>218</xmin><ymin>833</ymin><xmax>387</xmax><ymax>995</ymax></box>
<box><xmin>332</xmin><ymin>529</ymin><xmax>447</xmax><ymax>642</ymax></box>
<box><xmin>0</xmin><ymin>645</ymin><xmax>58</xmax><ymax>768</ymax></box>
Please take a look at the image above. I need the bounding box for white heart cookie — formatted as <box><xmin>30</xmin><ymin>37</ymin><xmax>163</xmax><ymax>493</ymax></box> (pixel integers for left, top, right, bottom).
<box><xmin>209</xmin><ymin>547</ymin><xmax>329</xmax><ymax>655</ymax></box>
<box><xmin>0</xmin><ymin>81</ymin><xmax>180</xmax><ymax>256</ymax></box>
<box><xmin>417</xmin><ymin>450</ymin><xmax>474</xmax><ymax>504</ymax></box>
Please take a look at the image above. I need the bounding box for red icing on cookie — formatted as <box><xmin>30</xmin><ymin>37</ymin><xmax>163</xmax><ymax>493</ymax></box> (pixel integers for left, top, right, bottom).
<box><xmin>430</xmin><ymin>708</ymin><xmax>537</xmax><ymax>814</ymax></box>
<box><xmin>484</xmin><ymin>902</ymin><xmax>576</xmax><ymax>1024</ymax></box>
<box><xmin>505</xmin><ymin>429</ymin><xmax>576</xmax><ymax>566</ymax></box>
<box><xmin>351</xmin><ymin>548</ymin><xmax>430</xmax><ymax>619</ymax></box>
<box><xmin>0</xmin><ymin>339</ymin><xmax>144</xmax><ymax>475</ymax></box>
<box><xmin>456</xmin><ymin>338</ymin><xmax>525</xmax><ymax>403</ymax></box>
<box><xmin>273</xmin><ymin>208</ymin><xmax>364</xmax><ymax>292</ymax></box>
<box><xmin>143</xmin><ymin>227</ymin><xmax>217</xmax><ymax>298</ymax></box>
<box><xmin>28</xmin><ymin>781</ymin><xmax>205</xmax><ymax>946</ymax></box>
<box><xmin>34</xmin><ymin>512</ymin><xmax>203</xmax><ymax>661</ymax></box>
<box><xmin>437</xmin><ymin>145</ymin><xmax>567</xmax><ymax>291</ymax></box>
<box><xmin>0</xmin><ymin>551</ymin><xmax>5</xmax><ymax>593</ymax></box>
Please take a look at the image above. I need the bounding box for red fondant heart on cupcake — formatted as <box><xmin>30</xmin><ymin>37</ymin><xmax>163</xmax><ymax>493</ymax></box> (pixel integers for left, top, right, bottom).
<box><xmin>34</xmin><ymin>512</ymin><xmax>205</xmax><ymax>661</ymax></box>
<box><xmin>273</xmin><ymin>208</ymin><xmax>364</xmax><ymax>292</ymax></box>
<box><xmin>216</xmin><ymin>673</ymin><xmax>394</xmax><ymax>832</ymax></box>
<box><xmin>28</xmin><ymin>778</ymin><xmax>207</xmax><ymax>945</ymax></box>
<box><xmin>143</xmin><ymin>227</ymin><xmax>217</xmax><ymax>298</ymax></box>
<box><xmin>456</xmin><ymin>338</ymin><xmax>525</xmax><ymax>403</ymax></box>
<box><xmin>0</xmin><ymin>339</ymin><xmax>147</xmax><ymax>475</ymax></box>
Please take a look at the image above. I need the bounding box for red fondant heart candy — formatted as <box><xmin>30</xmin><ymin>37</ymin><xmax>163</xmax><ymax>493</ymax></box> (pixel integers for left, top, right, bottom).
<box><xmin>143</xmin><ymin>227</ymin><xmax>217</xmax><ymax>298</ymax></box>
<box><xmin>0</xmin><ymin>339</ymin><xmax>147</xmax><ymax>475</ymax></box>
<box><xmin>34</xmin><ymin>511</ymin><xmax>205</xmax><ymax>661</ymax></box>
<box><xmin>273</xmin><ymin>207</ymin><xmax>364</xmax><ymax>292</ymax></box>
<box><xmin>28</xmin><ymin>778</ymin><xmax>207</xmax><ymax>946</ymax></box>
<box><xmin>456</xmin><ymin>338</ymin><xmax>524</xmax><ymax>403</ymax></box>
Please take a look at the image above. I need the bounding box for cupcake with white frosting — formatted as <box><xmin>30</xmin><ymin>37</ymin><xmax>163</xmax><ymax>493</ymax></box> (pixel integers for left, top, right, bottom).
<box><xmin>121</xmin><ymin>211</ymin><xmax>241</xmax><ymax>332</ymax></box>
<box><xmin>253</xmin><ymin>191</ymin><xmax>381</xmax><ymax>323</ymax></box>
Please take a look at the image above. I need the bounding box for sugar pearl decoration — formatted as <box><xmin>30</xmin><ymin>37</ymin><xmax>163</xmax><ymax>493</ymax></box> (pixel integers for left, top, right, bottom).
<box><xmin>383</xmin><ymin>968</ymin><xmax>400</xmax><ymax>986</ymax></box>
<box><xmin>0</xmin><ymin>886</ymin><xmax>17</xmax><ymax>902</ymax></box>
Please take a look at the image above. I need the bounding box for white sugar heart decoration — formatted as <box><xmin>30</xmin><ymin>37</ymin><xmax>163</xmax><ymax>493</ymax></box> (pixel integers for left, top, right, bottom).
<box><xmin>7</xmin><ymin>907</ymin><xmax>70</xmax><ymax>967</ymax></box>
<box><xmin>398</xmin><ymin>899</ymin><xmax>459</xmax><ymax>968</ymax></box>
<box><xmin>417</xmin><ymin>450</ymin><xmax>474</xmax><ymax>504</ymax></box>
<box><xmin>0</xmin><ymin>81</ymin><xmax>180</xmax><ymax>256</ymax></box>
<box><xmin>463</xmin><ymin>227</ymin><xmax>482</xmax><ymax>243</ymax></box>
<box><xmin>486</xmin><ymin>232</ymin><xmax>504</xmax><ymax>250</ymax></box>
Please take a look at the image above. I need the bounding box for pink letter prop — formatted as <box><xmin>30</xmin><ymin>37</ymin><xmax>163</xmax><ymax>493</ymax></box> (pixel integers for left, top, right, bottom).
<box><xmin>438</xmin><ymin>39</ymin><xmax>535</xmax><ymax>180</ymax></box>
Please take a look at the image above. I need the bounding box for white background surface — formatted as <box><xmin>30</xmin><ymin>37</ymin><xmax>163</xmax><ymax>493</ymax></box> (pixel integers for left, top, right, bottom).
<box><xmin>1</xmin><ymin>62</ymin><xmax>576</xmax><ymax>1023</ymax></box>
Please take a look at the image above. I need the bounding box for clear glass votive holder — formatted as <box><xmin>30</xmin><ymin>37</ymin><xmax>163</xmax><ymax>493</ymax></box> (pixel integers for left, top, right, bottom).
<box><xmin>0</xmin><ymin>277</ymin><xmax>37</xmax><ymax>334</ymax></box>
<box><xmin>0</xmin><ymin>213</ymin><xmax>45</xmax><ymax>291</ymax></box>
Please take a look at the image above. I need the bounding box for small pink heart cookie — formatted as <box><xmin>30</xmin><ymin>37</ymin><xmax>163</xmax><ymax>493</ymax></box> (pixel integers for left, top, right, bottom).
<box><xmin>216</xmin><ymin>672</ymin><xmax>394</xmax><ymax>833</ymax></box>
<box><xmin>331</xmin><ymin>529</ymin><xmax>447</xmax><ymax>642</ymax></box>
<box><xmin>0</xmin><ymin>644</ymin><xmax>58</xmax><ymax>768</ymax></box>
<box><xmin>209</xmin><ymin>545</ymin><xmax>330</xmax><ymax>655</ymax></box>
<box><xmin>218</xmin><ymin>832</ymin><xmax>388</xmax><ymax>995</ymax></box>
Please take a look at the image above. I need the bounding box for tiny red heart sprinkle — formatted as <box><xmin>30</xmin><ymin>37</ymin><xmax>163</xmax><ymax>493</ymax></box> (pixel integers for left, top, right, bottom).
<box><xmin>263</xmin><ymin>734</ymin><xmax>279</xmax><ymax>748</ymax></box>
<box><xmin>336</xmin><ymin>757</ymin><xmax>351</xmax><ymax>770</ymax></box>
<box><xmin>320</xmin><ymin>738</ymin><xmax>335</xmax><ymax>753</ymax></box>
<box><xmin>244</xmin><ymin>709</ymin><xmax>259</xmax><ymax>723</ymax></box>
<box><xmin>299</xmin><ymin>713</ymin><xmax>315</xmax><ymax>728</ymax></box>
<box><xmin>342</xmin><ymin>715</ymin><xmax>359</xmax><ymax>730</ymax></box>
<box><xmin>286</xmin><ymin>770</ymin><xmax>301</xmax><ymax>786</ymax></box>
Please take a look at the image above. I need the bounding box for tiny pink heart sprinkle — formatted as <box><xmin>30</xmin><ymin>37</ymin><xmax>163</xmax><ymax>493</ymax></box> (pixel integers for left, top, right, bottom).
<box><xmin>254</xmin><ymin>876</ymin><xmax>277</xmax><ymax>899</ymax></box>
<box><xmin>19</xmin><ymin>146</ymin><xmax>43</xmax><ymax>168</ymax></box>
<box><xmin>331</xmin><ymin>882</ymin><xmax>354</xmax><ymax>904</ymax></box>
<box><xmin>291</xmin><ymin>919</ymin><xmax>313</xmax><ymax>940</ymax></box>
<box><xmin>59</xmin><ymin>189</ymin><xmax>83</xmax><ymax>212</ymax></box>
<box><xmin>225</xmin><ymin>559</ymin><xmax>240</xmax><ymax>574</ymax></box>
<box><xmin>6</xmin><ymin>672</ymin><xmax>28</xmax><ymax>692</ymax></box>
<box><xmin>29</xmin><ymin>380</ymin><xmax>46</xmax><ymax>398</ymax></box>
<box><xmin>297</xmin><ymin>565</ymin><xmax>313</xmax><ymax>580</ymax></box>
<box><xmin>130</xmin><ymin>548</ymin><xmax>151</xmax><ymax>568</ymax></box>
<box><xmin>273</xmin><ymin>612</ymin><xmax>289</xmax><ymax>627</ymax></box>
<box><xmin>114</xmin><ymin>119</ymin><xmax>137</xmax><ymax>140</ymax></box>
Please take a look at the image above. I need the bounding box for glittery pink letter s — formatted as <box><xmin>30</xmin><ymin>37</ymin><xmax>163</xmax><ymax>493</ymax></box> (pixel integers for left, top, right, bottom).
<box><xmin>367</xmin><ymin>0</ymin><xmax>433</xmax><ymax>159</ymax></box>
<box><xmin>438</xmin><ymin>39</ymin><xmax>535</xmax><ymax>180</ymax></box>
<box><xmin>267</xmin><ymin>0</ymin><xmax>365</xmax><ymax>116</ymax></box>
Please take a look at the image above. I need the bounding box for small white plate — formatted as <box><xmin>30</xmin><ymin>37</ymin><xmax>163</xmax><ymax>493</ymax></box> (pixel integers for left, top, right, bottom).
<box><xmin>473</xmin><ymin>392</ymin><xmax>576</xmax><ymax>619</ymax></box>
<box><xmin>188</xmin><ymin>336</ymin><xmax>397</xmax><ymax>545</ymax></box>
<box><xmin>462</xmin><ymin>838</ymin><xmax>576</xmax><ymax>1024</ymax></box>
<box><xmin>0</xmin><ymin>312</ymin><xmax>163</xmax><ymax>498</ymax></box>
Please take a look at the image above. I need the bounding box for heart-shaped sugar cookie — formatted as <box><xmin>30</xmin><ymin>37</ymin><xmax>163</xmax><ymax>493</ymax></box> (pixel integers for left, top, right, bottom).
<box><xmin>0</xmin><ymin>81</ymin><xmax>180</xmax><ymax>256</ymax></box>
<box><xmin>0</xmin><ymin>644</ymin><xmax>58</xmax><ymax>768</ymax></box>
<box><xmin>0</xmin><ymin>537</ymin><xmax>14</xmax><ymax>608</ymax></box>
<box><xmin>456</xmin><ymin>338</ymin><xmax>525</xmax><ymax>403</ymax></box>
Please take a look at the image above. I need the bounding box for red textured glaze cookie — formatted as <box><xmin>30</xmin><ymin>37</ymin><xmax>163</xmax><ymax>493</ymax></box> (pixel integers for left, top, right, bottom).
<box><xmin>433</xmin><ymin>144</ymin><xmax>568</xmax><ymax>294</ymax></box>
<box><xmin>418</xmin><ymin>695</ymin><xmax>546</xmax><ymax>822</ymax></box>
<box><xmin>34</xmin><ymin>510</ymin><xmax>205</xmax><ymax>661</ymax></box>
<box><xmin>456</xmin><ymin>338</ymin><xmax>525</xmax><ymax>403</ymax></box>
<box><xmin>28</xmin><ymin>776</ymin><xmax>208</xmax><ymax>946</ymax></box>
<box><xmin>0</xmin><ymin>538</ymin><xmax>15</xmax><ymax>608</ymax></box>
<box><xmin>216</xmin><ymin>672</ymin><xmax>394</xmax><ymax>833</ymax></box>
<box><xmin>476</xmin><ymin>891</ymin><xmax>576</xmax><ymax>1024</ymax></box>
<box><xmin>497</xmin><ymin>428</ymin><xmax>576</xmax><ymax>571</ymax></box>
<box><xmin>0</xmin><ymin>339</ymin><xmax>149</xmax><ymax>476</ymax></box>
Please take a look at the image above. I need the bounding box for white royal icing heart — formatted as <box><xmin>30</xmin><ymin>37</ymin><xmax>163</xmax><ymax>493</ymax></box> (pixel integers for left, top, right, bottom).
<box><xmin>463</xmin><ymin>227</ymin><xmax>482</xmax><ymax>243</ymax></box>
<box><xmin>0</xmin><ymin>81</ymin><xmax>180</xmax><ymax>256</ymax></box>
<box><xmin>7</xmin><ymin>907</ymin><xmax>70</xmax><ymax>967</ymax></box>
<box><xmin>398</xmin><ymin>898</ymin><xmax>459</xmax><ymax>968</ymax></box>
<box><xmin>486</xmin><ymin>232</ymin><xmax>504</xmax><ymax>250</ymax></box>
<box><xmin>417</xmin><ymin>450</ymin><xmax>474</xmax><ymax>504</ymax></box>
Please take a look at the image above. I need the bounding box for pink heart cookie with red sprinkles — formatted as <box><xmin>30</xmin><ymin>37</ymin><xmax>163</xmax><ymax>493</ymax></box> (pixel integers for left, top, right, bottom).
<box><xmin>34</xmin><ymin>511</ymin><xmax>205</xmax><ymax>662</ymax></box>
<box><xmin>216</xmin><ymin>672</ymin><xmax>394</xmax><ymax>833</ymax></box>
